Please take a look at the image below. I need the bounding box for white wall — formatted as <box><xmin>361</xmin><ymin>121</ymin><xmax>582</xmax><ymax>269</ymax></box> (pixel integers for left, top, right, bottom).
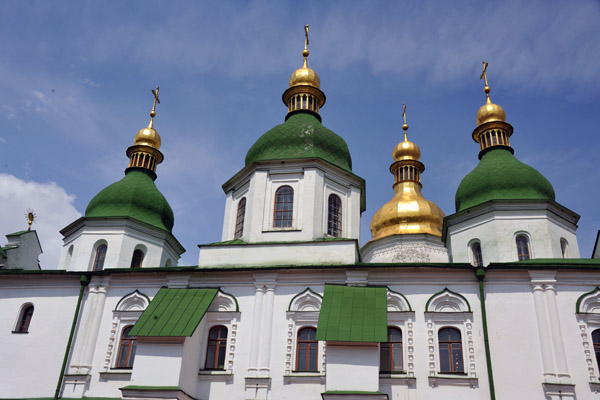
<box><xmin>446</xmin><ymin>202</ymin><xmax>580</xmax><ymax>265</ymax></box>
<box><xmin>221</xmin><ymin>160</ymin><xmax>363</xmax><ymax>244</ymax></box>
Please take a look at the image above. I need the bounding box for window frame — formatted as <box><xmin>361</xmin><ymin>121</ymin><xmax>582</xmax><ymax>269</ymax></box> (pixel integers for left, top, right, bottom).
<box><xmin>437</xmin><ymin>327</ymin><xmax>464</xmax><ymax>374</ymax></box>
<box><xmin>205</xmin><ymin>325</ymin><xmax>229</xmax><ymax>370</ymax></box>
<box><xmin>130</xmin><ymin>249</ymin><xmax>144</xmax><ymax>269</ymax></box>
<box><xmin>380</xmin><ymin>326</ymin><xmax>403</xmax><ymax>373</ymax></box>
<box><xmin>234</xmin><ymin>197</ymin><xmax>247</xmax><ymax>239</ymax></box>
<box><xmin>92</xmin><ymin>243</ymin><xmax>108</xmax><ymax>271</ymax></box>
<box><xmin>516</xmin><ymin>234</ymin><xmax>531</xmax><ymax>261</ymax></box>
<box><xmin>295</xmin><ymin>326</ymin><xmax>319</xmax><ymax>372</ymax></box>
<box><xmin>14</xmin><ymin>303</ymin><xmax>34</xmax><ymax>334</ymax></box>
<box><xmin>273</xmin><ymin>185</ymin><xmax>294</xmax><ymax>228</ymax></box>
<box><xmin>115</xmin><ymin>325</ymin><xmax>137</xmax><ymax>369</ymax></box>
<box><xmin>470</xmin><ymin>241</ymin><xmax>483</xmax><ymax>267</ymax></box>
<box><xmin>327</xmin><ymin>194</ymin><xmax>343</xmax><ymax>237</ymax></box>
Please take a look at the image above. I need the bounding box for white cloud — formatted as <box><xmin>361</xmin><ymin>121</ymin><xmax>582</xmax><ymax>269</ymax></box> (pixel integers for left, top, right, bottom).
<box><xmin>0</xmin><ymin>174</ymin><xmax>82</xmax><ymax>269</ymax></box>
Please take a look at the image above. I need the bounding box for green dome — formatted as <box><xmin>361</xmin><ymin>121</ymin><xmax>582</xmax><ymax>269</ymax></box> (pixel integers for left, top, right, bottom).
<box><xmin>245</xmin><ymin>112</ymin><xmax>352</xmax><ymax>172</ymax></box>
<box><xmin>85</xmin><ymin>169</ymin><xmax>174</xmax><ymax>232</ymax></box>
<box><xmin>455</xmin><ymin>148</ymin><xmax>555</xmax><ymax>212</ymax></box>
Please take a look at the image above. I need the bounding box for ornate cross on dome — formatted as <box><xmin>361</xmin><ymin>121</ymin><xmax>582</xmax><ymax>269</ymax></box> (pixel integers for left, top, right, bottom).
<box><xmin>150</xmin><ymin>86</ymin><xmax>160</xmax><ymax>118</ymax></box>
<box><xmin>480</xmin><ymin>61</ymin><xmax>489</xmax><ymax>86</ymax></box>
<box><xmin>402</xmin><ymin>103</ymin><xmax>409</xmax><ymax>141</ymax></box>
<box><xmin>304</xmin><ymin>24</ymin><xmax>309</xmax><ymax>50</ymax></box>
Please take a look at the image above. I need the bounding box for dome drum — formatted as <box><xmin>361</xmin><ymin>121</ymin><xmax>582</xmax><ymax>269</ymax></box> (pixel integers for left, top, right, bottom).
<box><xmin>390</xmin><ymin>159</ymin><xmax>424</xmax><ymax>186</ymax></box>
<box><xmin>126</xmin><ymin>145</ymin><xmax>164</xmax><ymax>174</ymax></box>
<box><xmin>472</xmin><ymin>120</ymin><xmax>514</xmax><ymax>159</ymax></box>
<box><xmin>282</xmin><ymin>85</ymin><xmax>325</xmax><ymax>120</ymax></box>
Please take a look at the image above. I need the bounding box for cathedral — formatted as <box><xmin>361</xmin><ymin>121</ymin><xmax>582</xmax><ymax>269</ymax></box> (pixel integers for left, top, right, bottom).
<box><xmin>2</xmin><ymin>27</ymin><xmax>600</xmax><ymax>400</ymax></box>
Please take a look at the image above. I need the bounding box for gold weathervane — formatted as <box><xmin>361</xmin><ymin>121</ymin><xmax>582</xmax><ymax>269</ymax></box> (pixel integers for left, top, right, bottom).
<box><xmin>25</xmin><ymin>209</ymin><xmax>36</xmax><ymax>231</ymax></box>
<box><xmin>402</xmin><ymin>103</ymin><xmax>409</xmax><ymax>141</ymax></box>
<box><xmin>480</xmin><ymin>60</ymin><xmax>491</xmax><ymax>99</ymax></box>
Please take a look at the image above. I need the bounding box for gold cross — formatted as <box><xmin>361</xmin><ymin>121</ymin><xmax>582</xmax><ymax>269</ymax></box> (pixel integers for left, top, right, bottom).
<box><xmin>151</xmin><ymin>86</ymin><xmax>160</xmax><ymax>113</ymax></box>
<box><xmin>304</xmin><ymin>24</ymin><xmax>309</xmax><ymax>50</ymax></box>
<box><xmin>480</xmin><ymin>60</ymin><xmax>489</xmax><ymax>87</ymax></box>
<box><xmin>402</xmin><ymin>103</ymin><xmax>407</xmax><ymax>125</ymax></box>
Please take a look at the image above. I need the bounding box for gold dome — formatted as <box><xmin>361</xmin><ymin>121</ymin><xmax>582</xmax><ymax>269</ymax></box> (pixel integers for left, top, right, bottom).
<box><xmin>476</xmin><ymin>97</ymin><xmax>506</xmax><ymax>126</ymax></box>
<box><xmin>134</xmin><ymin>124</ymin><xmax>161</xmax><ymax>149</ymax></box>
<box><xmin>289</xmin><ymin>57</ymin><xmax>321</xmax><ymax>88</ymax></box>
<box><xmin>370</xmin><ymin>183</ymin><xmax>446</xmax><ymax>239</ymax></box>
<box><xmin>393</xmin><ymin>125</ymin><xmax>421</xmax><ymax>161</ymax></box>
<box><xmin>370</xmin><ymin>105</ymin><xmax>445</xmax><ymax>239</ymax></box>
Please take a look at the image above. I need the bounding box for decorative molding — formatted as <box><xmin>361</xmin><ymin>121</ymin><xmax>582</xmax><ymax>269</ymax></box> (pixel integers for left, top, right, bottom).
<box><xmin>576</xmin><ymin>287</ymin><xmax>600</xmax><ymax>314</ymax></box>
<box><xmin>425</xmin><ymin>314</ymin><xmax>476</xmax><ymax>379</ymax></box>
<box><xmin>114</xmin><ymin>290</ymin><xmax>150</xmax><ymax>311</ymax></box>
<box><xmin>428</xmin><ymin>376</ymin><xmax>478</xmax><ymax>388</ymax></box>
<box><xmin>288</xmin><ymin>288</ymin><xmax>322</xmax><ymax>312</ymax></box>
<box><xmin>208</xmin><ymin>290</ymin><xmax>239</xmax><ymax>312</ymax></box>
<box><xmin>425</xmin><ymin>288</ymin><xmax>471</xmax><ymax>312</ymax></box>
<box><xmin>387</xmin><ymin>289</ymin><xmax>412</xmax><ymax>312</ymax></box>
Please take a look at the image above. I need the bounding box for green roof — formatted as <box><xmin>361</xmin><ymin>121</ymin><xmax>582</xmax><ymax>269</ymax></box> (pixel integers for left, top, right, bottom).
<box><xmin>316</xmin><ymin>285</ymin><xmax>387</xmax><ymax>342</ymax></box>
<box><xmin>455</xmin><ymin>148</ymin><xmax>555</xmax><ymax>212</ymax></box>
<box><xmin>129</xmin><ymin>288</ymin><xmax>217</xmax><ymax>337</ymax></box>
<box><xmin>6</xmin><ymin>230</ymin><xmax>30</xmax><ymax>237</ymax></box>
<box><xmin>85</xmin><ymin>169</ymin><xmax>175</xmax><ymax>232</ymax></box>
<box><xmin>0</xmin><ymin>246</ymin><xmax>7</xmax><ymax>258</ymax></box>
<box><xmin>245</xmin><ymin>112</ymin><xmax>353</xmax><ymax>172</ymax></box>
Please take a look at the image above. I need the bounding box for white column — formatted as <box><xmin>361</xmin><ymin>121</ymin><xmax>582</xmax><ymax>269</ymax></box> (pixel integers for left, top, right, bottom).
<box><xmin>80</xmin><ymin>278</ymin><xmax>109</xmax><ymax>373</ymax></box>
<box><xmin>258</xmin><ymin>285</ymin><xmax>276</xmax><ymax>376</ymax></box>
<box><xmin>531</xmin><ymin>282</ymin><xmax>556</xmax><ymax>381</ymax></box>
<box><xmin>545</xmin><ymin>283</ymin><xmax>571</xmax><ymax>382</ymax></box>
<box><xmin>69</xmin><ymin>277</ymin><xmax>110</xmax><ymax>375</ymax></box>
<box><xmin>247</xmin><ymin>285</ymin><xmax>264</xmax><ymax>377</ymax></box>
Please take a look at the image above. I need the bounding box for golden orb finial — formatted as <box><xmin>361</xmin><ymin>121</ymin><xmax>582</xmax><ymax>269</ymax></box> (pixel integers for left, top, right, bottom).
<box><xmin>476</xmin><ymin>61</ymin><xmax>506</xmax><ymax>125</ymax></box>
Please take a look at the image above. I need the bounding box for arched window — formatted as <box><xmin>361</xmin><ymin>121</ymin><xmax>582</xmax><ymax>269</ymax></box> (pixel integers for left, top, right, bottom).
<box><xmin>93</xmin><ymin>244</ymin><xmax>107</xmax><ymax>271</ymax></box>
<box><xmin>327</xmin><ymin>194</ymin><xmax>342</xmax><ymax>237</ymax></box>
<box><xmin>592</xmin><ymin>329</ymin><xmax>600</xmax><ymax>371</ymax></box>
<box><xmin>273</xmin><ymin>186</ymin><xmax>293</xmax><ymax>228</ymax></box>
<box><xmin>471</xmin><ymin>242</ymin><xmax>483</xmax><ymax>267</ymax></box>
<box><xmin>205</xmin><ymin>326</ymin><xmax>228</xmax><ymax>370</ymax></box>
<box><xmin>438</xmin><ymin>327</ymin><xmax>463</xmax><ymax>373</ymax></box>
<box><xmin>234</xmin><ymin>197</ymin><xmax>246</xmax><ymax>239</ymax></box>
<box><xmin>516</xmin><ymin>235</ymin><xmax>531</xmax><ymax>261</ymax></box>
<box><xmin>560</xmin><ymin>238</ymin><xmax>569</xmax><ymax>258</ymax></box>
<box><xmin>15</xmin><ymin>304</ymin><xmax>34</xmax><ymax>333</ymax></box>
<box><xmin>380</xmin><ymin>327</ymin><xmax>403</xmax><ymax>372</ymax></box>
<box><xmin>296</xmin><ymin>327</ymin><xmax>318</xmax><ymax>372</ymax></box>
<box><xmin>116</xmin><ymin>325</ymin><xmax>137</xmax><ymax>368</ymax></box>
<box><xmin>130</xmin><ymin>249</ymin><xmax>144</xmax><ymax>269</ymax></box>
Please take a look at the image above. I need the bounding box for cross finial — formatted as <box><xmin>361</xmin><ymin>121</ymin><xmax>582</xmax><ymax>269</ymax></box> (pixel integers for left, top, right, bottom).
<box><xmin>480</xmin><ymin>61</ymin><xmax>491</xmax><ymax>99</ymax></box>
<box><xmin>480</xmin><ymin>61</ymin><xmax>489</xmax><ymax>86</ymax></box>
<box><xmin>150</xmin><ymin>86</ymin><xmax>160</xmax><ymax>118</ymax></box>
<box><xmin>402</xmin><ymin>103</ymin><xmax>409</xmax><ymax>141</ymax></box>
<box><xmin>304</xmin><ymin>24</ymin><xmax>309</xmax><ymax>50</ymax></box>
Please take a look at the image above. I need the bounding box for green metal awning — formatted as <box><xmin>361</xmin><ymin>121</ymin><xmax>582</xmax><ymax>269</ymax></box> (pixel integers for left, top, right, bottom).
<box><xmin>315</xmin><ymin>284</ymin><xmax>387</xmax><ymax>342</ymax></box>
<box><xmin>129</xmin><ymin>288</ymin><xmax>218</xmax><ymax>337</ymax></box>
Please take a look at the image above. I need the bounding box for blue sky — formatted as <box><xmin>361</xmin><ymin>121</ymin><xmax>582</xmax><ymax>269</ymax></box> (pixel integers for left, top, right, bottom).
<box><xmin>1</xmin><ymin>1</ymin><xmax>599</xmax><ymax>267</ymax></box>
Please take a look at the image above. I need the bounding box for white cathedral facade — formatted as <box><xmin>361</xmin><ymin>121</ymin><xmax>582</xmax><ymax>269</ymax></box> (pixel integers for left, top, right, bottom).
<box><xmin>2</xmin><ymin>34</ymin><xmax>600</xmax><ymax>400</ymax></box>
